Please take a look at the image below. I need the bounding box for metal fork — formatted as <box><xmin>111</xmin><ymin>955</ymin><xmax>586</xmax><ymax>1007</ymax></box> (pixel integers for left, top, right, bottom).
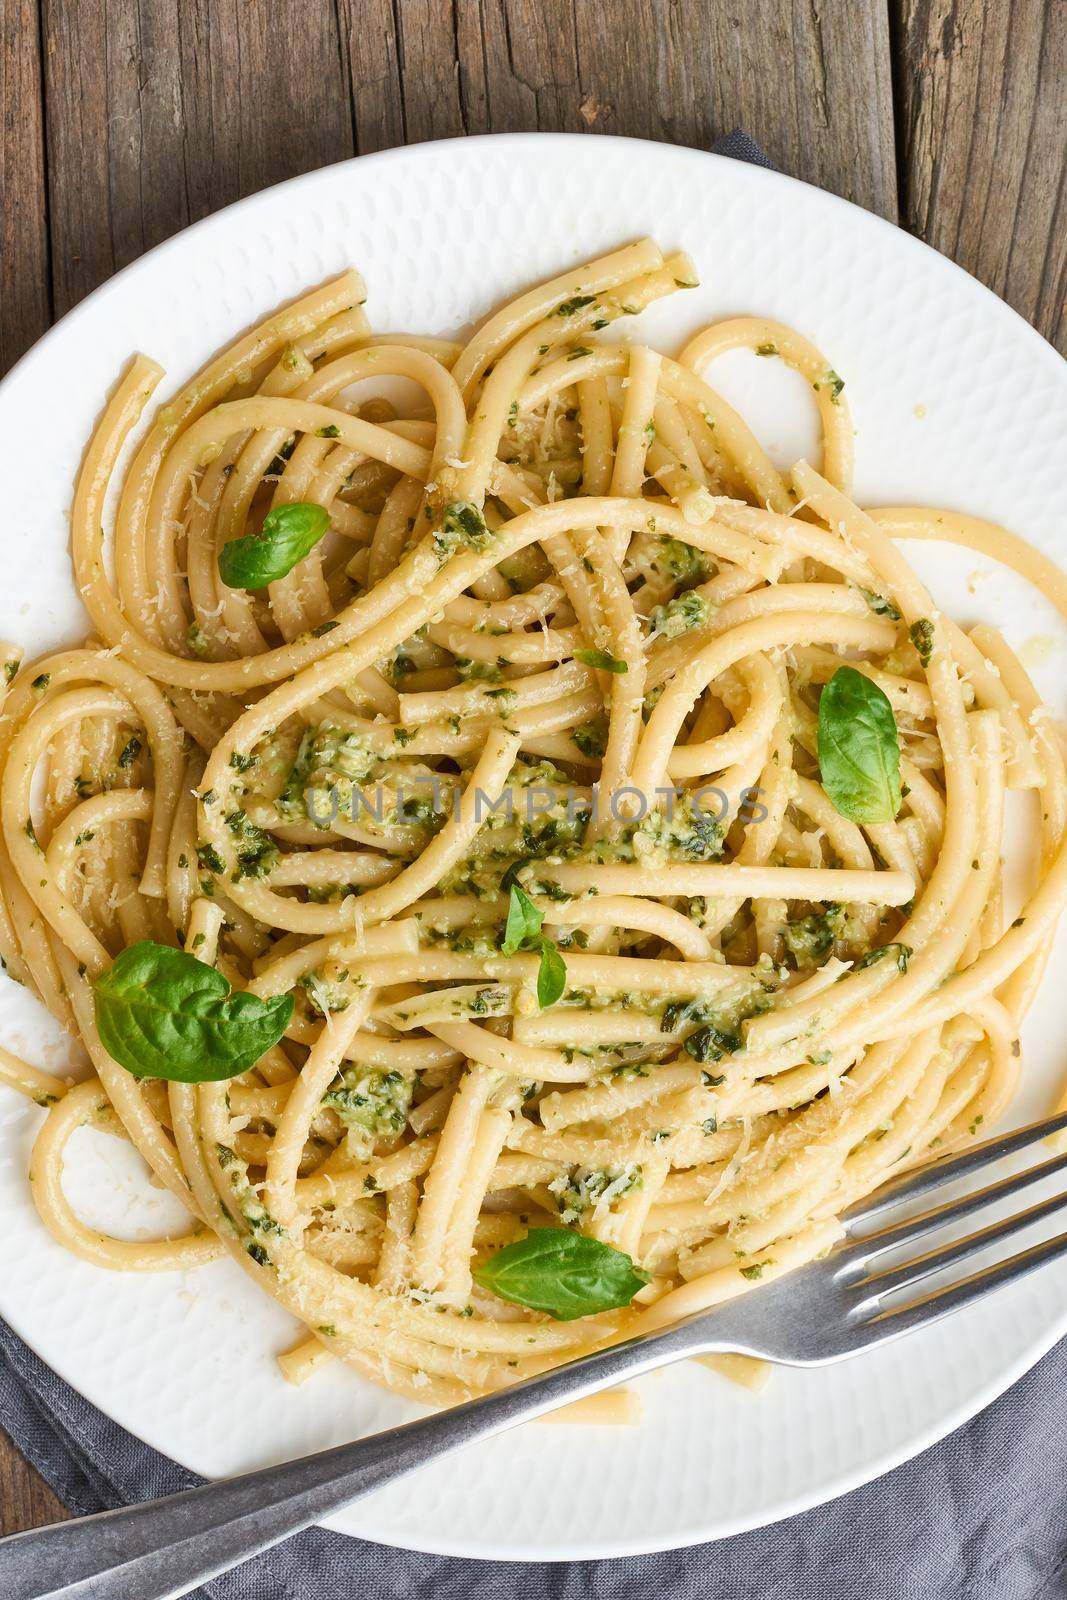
<box><xmin>7</xmin><ymin>1110</ymin><xmax>1067</xmax><ymax>1600</ymax></box>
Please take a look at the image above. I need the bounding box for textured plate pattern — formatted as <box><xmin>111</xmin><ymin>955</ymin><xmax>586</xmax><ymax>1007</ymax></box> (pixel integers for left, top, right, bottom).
<box><xmin>0</xmin><ymin>134</ymin><xmax>1064</xmax><ymax>1560</ymax></box>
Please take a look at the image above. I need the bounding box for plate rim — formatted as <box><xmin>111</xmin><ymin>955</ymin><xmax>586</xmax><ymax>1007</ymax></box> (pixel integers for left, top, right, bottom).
<box><xmin>352</xmin><ymin>1312</ymin><xmax>1067</xmax><ymax>1562</ymax></box>
<box><xmin>1</xmin><ymin>129</ymin><xmax>1065</xmax><ymax>1562</ymax></box>
<box><xmin>5</xmin><ymin>131</ymin><xmax>1064</xmax><ymax>399</ymax></box>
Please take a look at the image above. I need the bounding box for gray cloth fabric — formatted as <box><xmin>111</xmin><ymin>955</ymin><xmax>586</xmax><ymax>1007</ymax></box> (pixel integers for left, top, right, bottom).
<box><xmin>3</xmin><ymin>1313</ymin><xmax>1067</xmax><ymax>1598</ymax></box>
<box><xmin>2</xmin><ymin>128</ymin><xmax>1066</xmax><ymax>1599</ymax></box>
<box><xmin>710</xmin><ymin>126</ymin><xmax>777</xmax><ymax>170</ymax></box>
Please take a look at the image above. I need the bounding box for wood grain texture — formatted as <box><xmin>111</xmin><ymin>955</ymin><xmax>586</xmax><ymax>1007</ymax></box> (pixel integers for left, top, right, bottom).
<box><xmin>0</xmin><ymin>0</ymin><xmax>50</xmax><ymax>374</ymax></box>
<box><xmin>336</xmin><ymin>0</ymin><xmax>899</xmax><ymax>217</ymax></box>
<box><xmin>894</xmin><ymin>0</ymin><xmax>1067</xmax><ymax>354</ymax></box>
<box><xmin>0</xmin><ymin>1426</ymin><xmax>67</xmax><ymax>1533</ymax></box>
<box><xmin>41</xmin><ymin>0</ymin><xmax>355</xmax><ymax>316</ymax></box>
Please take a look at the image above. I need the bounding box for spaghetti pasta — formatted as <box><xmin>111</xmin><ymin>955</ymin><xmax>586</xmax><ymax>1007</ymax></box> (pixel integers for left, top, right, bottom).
<box><xmin>1</xmin><ymin>242</ymin><xmax>1065</xmax><ymax>1415</ymax></box>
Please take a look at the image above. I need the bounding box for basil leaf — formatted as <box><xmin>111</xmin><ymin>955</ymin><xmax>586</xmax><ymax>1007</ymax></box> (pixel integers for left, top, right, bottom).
<box><xmin>93</xmin><ymin>940</ymin><xmax>293</xmax><ymax>1082</ymax></box>
<box><xmin>683</xmin><ymin>1023</ymin><xmax>741</xmax><ymax>1063</ymax></box>
<box><xmin>555</xmin><ymin>294</ymin><xmax>596</xmax><ymax>316</ymax></box>
<box><xmin>502</xmin><ymin>883</ymin><xmax>542</xmax><ymax>956</ymax></box>
<box><xmin>218</xmin><ymin>502</ymin><xmax>330</xmax><ymax>590</ymax></box>
<box><xmin>909</xmin><ymin>617</ymin><xmax>935</xmax><ymax>667</ymax></box>
<box><xmin>855</xmin><ymin>941</ymin><xmax>912</xmax><ymax>973</ymax></box>
<box><xmin>497</xmin><ymin>883</ymin><xmax>564</xmax><ymax>1006</ymax></box>
<box><xmin>536</xmin><ymin>940</ymin><xmax>566</xmax><ymax>1009</ymax></box>
<box><xmin>574</xmin><ymin>648</ymin><xmax>628</xmax><ymax>674</ymax></box>
<box><xmin>433</xmin><ymin>501</ymin><xmax>493</xmax><ymax>559</ymax></box>
<box><xmin>817</xmin><ymin>666</ymin><xmax>901</xmax><ymax>824</ymax></box>
<box><xmin>473</xmin><ymin>1227</ymin><xmax>649</xmax><ymax>1319</ymax></box>
<box><xmin>500</xmin><ymin>858</ymin><xmax>533</xmax><ymax>893</ymax></box>
<box><xmin>858</xmin><ymin>586</ymin><xmax>901</xmax><ymax>621</ymax></box>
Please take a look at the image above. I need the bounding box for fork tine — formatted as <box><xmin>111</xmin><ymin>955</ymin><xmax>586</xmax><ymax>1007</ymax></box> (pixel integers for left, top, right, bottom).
<box><xmin>841</xmin><ymin>1110</ymin><xmax>1067</xmax><ymax>1231</ymax></box>
<box><xmin>834</xmin><ymin>1146</ymin><xmax>1067</xmax><ymax>1276</ymax></box>
<box><xmin>851</xmin><ymin>1183</ymin><xmax>1067</xmax><ymax>1306</ymax></box>
<box><xmin>847</xmin><ymin>1226</ymin><xmax>1067</xmax><ymax>1348</ymax></box>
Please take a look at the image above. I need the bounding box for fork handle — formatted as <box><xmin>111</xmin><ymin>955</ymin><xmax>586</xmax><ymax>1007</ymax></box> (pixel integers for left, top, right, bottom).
<box><xmin>0</xmin><ymin>1316</ymin><xmax>718</xmax><ymax>1600</ymax></box>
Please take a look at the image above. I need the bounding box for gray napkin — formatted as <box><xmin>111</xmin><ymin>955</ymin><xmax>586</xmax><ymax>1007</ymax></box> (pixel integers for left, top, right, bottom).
<box><xmin>3</xmin><ymin>130</ymin><xmax>1066</xmax><ymax>1599</ymax></box>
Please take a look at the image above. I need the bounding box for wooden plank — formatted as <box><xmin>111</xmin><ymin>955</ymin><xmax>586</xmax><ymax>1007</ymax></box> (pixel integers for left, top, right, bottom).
<box><xmin>41</xmin><ymin>0</ymin><xmax>355</xmax><ymax>317</ymax></box>
<box><xmin>0</xmin><ymin>1429</ymin><xmax>67</xmax><ymax>1534</ymax></box>
<box><xmin>569</xmin><ymin>0</ymin><xmax>898</xmax><ymax>217</ymax></box>
<box><xmin>0</xmin><ymin>0</ymin><xmax>69</xmax><ymax>1528</ymax></box>
<box><xmin>894</xmin><ymin>0</ymin><xmax>1067</xmax><ymax>355</ymax></box>
<box><xmin>335</xmin><ymin>0</ymin><xmax>405</xmax><ymax>153</ymax></box>
<box><xmin>336</xmin><ymin>0</ymin><xmax>898</xmax><ymax>218</ymax></box>
<box><xmin>0</xmin><ymin>0</ymin><xmax>50</xmax><ymax>374</ymax></box>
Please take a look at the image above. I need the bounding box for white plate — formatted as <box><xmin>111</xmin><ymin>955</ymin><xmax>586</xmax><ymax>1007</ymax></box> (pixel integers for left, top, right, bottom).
<box><xmin>0</xmin><ymin>133</ymin><xmax>1065</xmax><ymax>1562</ymax></box>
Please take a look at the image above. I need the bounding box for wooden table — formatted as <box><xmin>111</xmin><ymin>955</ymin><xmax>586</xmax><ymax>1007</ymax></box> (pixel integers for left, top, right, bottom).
<box><xmin>0</xmin><ymin>0</ymin><xmax>1064</xmax><ymax>1540</ymax></box>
